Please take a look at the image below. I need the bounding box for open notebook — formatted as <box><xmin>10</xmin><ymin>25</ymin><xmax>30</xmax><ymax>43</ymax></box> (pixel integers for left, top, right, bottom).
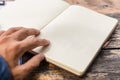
<box><xmin>0</xmin><ymin>0</ymin><xmax>118</xmax><ymax>76</ymax></box>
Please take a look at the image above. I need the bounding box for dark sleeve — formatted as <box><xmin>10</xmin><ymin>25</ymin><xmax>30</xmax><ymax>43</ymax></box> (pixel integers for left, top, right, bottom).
<box><xmin>0</xmin><ymin>56</ymin><xmax>13</xmax><ymax>80</ymax></box>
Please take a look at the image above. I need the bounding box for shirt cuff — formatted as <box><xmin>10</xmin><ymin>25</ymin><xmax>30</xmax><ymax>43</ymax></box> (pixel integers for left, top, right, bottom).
<box><xmin>0</xmin><ymin>56</ymin><xmax>13</xmax><ymax>80</ymax></box>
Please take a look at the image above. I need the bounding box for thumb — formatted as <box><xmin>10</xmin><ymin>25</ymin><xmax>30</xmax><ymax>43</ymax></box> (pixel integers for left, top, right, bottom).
<box><xmin>20</xmin><ymin>53</ymin><xmax>44</xmax><ymax>73</ymax></box>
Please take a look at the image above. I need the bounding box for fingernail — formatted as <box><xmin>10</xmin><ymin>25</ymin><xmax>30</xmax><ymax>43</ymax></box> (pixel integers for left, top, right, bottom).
<box><xmin>36</xmin><ymin>30</ymin><xmax>40</xmax><ymax>35</ymax></box>
<box><xmin>38</xmin><ymin>54</ymin><xmax>45</xmax><ymax>61</ymax></box>
<box><xmin>42</xmin><ymin>39</ymin><xmax>50</xmax><ymax>45</ymax></box>
<box><xmin>31</xmin><ymin>28</ymin><xmax>40</xmax><ymax>35</ymax></box>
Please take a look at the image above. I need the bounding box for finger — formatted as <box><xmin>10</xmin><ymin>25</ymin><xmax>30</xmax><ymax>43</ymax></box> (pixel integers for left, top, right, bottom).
<box><xmin>11</xmin><ymin>28</ymin><xmax>40</xmax><ymax>41</ymax></box>
<box><xmin>2</xmin><ymin>27</ymin><xmax>24</xmax><ymax>36</ymax></box>
<box><xmin>20</xmin><ymin>37</ymin><xmax>50</xmax><ymax>50</ymax></box>
<box><xmin>20</xmin><ymin>54</ymin><xmax>44</xmax><ymax>73</ymax></box>
<box><xmin>17</xmin><ymin>37</ymin><xmax>49</xmax><ymax>57</ymax></box>
<box><xmin>21</xmin><ymin>37</ymin><xmax>50</xmax><ymax>49</ymax></box>
<box><xmin>13</xmin><ymin>54</ymin><xmax>44</xmax><ymax>79</ymax></box>
<box><xmin>0</xmin><ymin>30</ymin><xmax>5</xmax><ymax>36</ymax></box>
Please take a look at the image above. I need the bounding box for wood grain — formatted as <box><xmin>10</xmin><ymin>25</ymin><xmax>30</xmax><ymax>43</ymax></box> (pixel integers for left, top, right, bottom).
<box><xmin>65</xmin><ymin>0</ymin><xmax>120</xmax><ymax>14</ymax></box>
<box><xmin>24</xmin><ymin>0</ymin><xmax>120</xmax><ymax>80</ymax></box>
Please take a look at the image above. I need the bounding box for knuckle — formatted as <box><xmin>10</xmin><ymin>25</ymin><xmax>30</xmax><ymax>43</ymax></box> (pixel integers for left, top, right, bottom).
<box><xmin>0</xmin><ymin>30</ymin><xmax>5</xmax><ymax>33</ymax></box>
<box><xmin>21</xmin><ymin>28</ymin><xmax>27</xmax><ymax>32</ymax></box>
<box><xmin>0</xmin><ymin>36</ymin><xmax>10</xmax><ymax>43</ymax></box>
<box><xmin>9</xmin><ymin>43</ymin><xmax>21</xmax><ymax>51</ymax></box>
<box><xmin>22</xmin><ymin>28</ymin><xmax>30</xmax><ymax>36</ymax></box>
<box><xmin>8</xmin><ymin>27</ymin><xmax>17</xmax><ymax>32</ymax></box>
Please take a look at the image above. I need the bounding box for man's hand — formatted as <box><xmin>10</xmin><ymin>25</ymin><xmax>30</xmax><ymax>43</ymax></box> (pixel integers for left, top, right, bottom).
<box><xmin>0</xmin><ymin>27</ymin><xmax>49</xmax><ymax>80</ymax></box>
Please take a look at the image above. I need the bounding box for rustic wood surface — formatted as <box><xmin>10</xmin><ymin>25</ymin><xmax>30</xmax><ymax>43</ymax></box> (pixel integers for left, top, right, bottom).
<box><xmin>24</xmin><ymin>0</ymin><xmax>120</xmax><ymax>80</ymax></box>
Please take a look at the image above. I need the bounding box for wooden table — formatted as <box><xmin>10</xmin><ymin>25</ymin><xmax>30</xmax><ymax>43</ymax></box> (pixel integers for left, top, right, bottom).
<box><xmin>24</xmin><ymin>0</ymin><xmax>120</xmax><ymax>80</ymax></box>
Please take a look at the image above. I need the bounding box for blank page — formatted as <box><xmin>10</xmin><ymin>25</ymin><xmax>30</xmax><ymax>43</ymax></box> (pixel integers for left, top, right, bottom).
<box><xmin>34</xmin><ymin>5</ymin><xmax>118</xmax><ymax>76</ymax></box>
<box><xmin>0</xmin><ymin>0</ymin><xmax>69</xmax><ymax>30</ymax></box>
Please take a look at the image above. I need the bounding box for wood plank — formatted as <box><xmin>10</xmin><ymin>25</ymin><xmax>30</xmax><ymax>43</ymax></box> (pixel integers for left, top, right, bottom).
<box><xmin>24</xmin><ymin>50</ymin><xmax>120</xmax><ymax>80</ymax></box>
<box><xmin>65</xmin><ymin>0</ymin><xmax>120</xmax><ymax>14</ymax></box>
